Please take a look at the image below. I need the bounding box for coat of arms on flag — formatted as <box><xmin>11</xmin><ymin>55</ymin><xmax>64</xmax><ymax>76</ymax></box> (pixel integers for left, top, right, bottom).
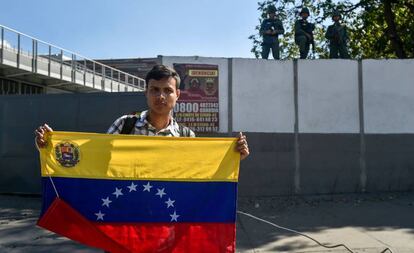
<box><xmin>37</xmin><ymin>131</ymin><xmax>240</xmax><ymax>253</ymax></box>
<box><xmin>54</xmin><ymin>141</ymin><xmax>80</xmax><ymax>167</ymax></box>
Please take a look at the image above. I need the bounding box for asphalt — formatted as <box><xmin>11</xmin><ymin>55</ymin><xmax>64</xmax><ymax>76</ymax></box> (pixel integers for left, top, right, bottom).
<box><xmin>0</xmin><ymin>192</ymin><xmax>413</xmax><ymax>253</ymax></box>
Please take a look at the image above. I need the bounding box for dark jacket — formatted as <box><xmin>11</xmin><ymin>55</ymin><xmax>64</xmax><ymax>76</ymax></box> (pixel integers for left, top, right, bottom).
<box><xmin>260</xmin><ymin>18</ymin><xmax>284</xmax><ymax>45</ymax></box>
<box><xmin>325</xmin><ymin>22</ymin><xmax>348</xmax><ymax>45</ymax></box>
<box><xmin>294</xmin><ymin>19</ymin><xmax>315</xmax><ymax>42</ymax></box>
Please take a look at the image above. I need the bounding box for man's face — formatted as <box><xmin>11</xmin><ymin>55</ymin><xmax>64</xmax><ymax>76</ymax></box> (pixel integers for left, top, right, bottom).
<box><xmin>301</xmin><ymin>13</ymin><xmax>309</xmax><ymax>20</ymax></box>
<box><xmin>204</xmin><ymin>82</ymin><xmax>217</xmax><ymax>95</ymax></box>
<box><xmin>333</xmin><ymin>16</ymin><xmax>340</xmax><ymax>22</ymax></box>
<box><xmin>145</xmin><ymin>77</ymin><xmax>180</xmax><ymax>116</ymax></box>
<box><xmin>269</xmin><ymin>13</ymin><xmax>276</xmax><ymax>19</ymax></box>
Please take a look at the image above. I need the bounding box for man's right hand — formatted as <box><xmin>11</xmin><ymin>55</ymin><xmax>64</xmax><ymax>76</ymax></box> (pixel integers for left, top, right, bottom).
<box><xmin>35</xmin><ymin>124</ymin><xmax>53</xmax><ymax>148</ymax></box>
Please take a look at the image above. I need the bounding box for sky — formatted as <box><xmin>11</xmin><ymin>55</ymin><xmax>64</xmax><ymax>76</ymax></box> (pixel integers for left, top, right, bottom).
<box><xmin>0</xmin><ymin>0</ymin><xmax>260</xmax><ymax>60</ymax></box>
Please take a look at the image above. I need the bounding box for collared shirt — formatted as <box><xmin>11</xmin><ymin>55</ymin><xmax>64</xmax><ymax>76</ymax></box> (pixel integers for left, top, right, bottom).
<box><xmin>107</xmin><ymin>110</ymin><xmax>195</xmax><ymax>137</ymax></box>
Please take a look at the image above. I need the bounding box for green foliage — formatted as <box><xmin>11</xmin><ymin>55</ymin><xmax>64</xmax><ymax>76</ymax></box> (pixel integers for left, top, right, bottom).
<box><xmin>249</xmin><ymin>0</ymin><xmax>414</xmax><ymax>59</ymax></box>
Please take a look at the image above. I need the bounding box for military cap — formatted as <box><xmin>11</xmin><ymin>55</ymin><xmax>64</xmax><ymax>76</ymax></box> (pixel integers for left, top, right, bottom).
<box><xmin>300</xmin><ymin>7</ymin><xmax>310</xmax><ymax>15</ymax></box>
<box><xmin>267</xmin><ymin>5</ymin><xmax>277</xmax><ymax>14</ymax></box>
<box><xmin>332</xmin><ymin>10</ymin><xmax>341</xmax><ymax>19</ymax></box>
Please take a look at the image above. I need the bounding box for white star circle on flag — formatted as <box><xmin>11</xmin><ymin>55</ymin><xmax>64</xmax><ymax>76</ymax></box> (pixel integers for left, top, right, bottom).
<box><xmin>101</xmin><ymin>197</ymin><xmax>112</xmax><ymax>207</ymax></box>
<box><xmin>127</xmin><ymin>182</ymin><xmax>138</xmax><ymax>192</ymax></box>
<box><xmin>165</xmin><ymin>198</ymin><xmax>175</xmax><ymax>208</ymax></box>
<box><xmin>170</xmin><ymin>211</ymin><xmax>180</xmax><ymax>222</ymax></box>
<box><xmin>94</xmin><ymin>182</ymin><xmax>181</xmax><ymax>222</ymax></box>
<box><xmin>112</xmin><ymin>187</ymin><xmax>123</xmax><ymax>198</ymax></box>
<box><xmin>156</xmin><ymin>188</ymin><xmax>166</xmax><ymax>198</ymax></box>
<box><xmin>143</xmin><ymin>182</ymin><xmax>153</xmax><ymax>192</ymax></box>
<box><xmin>95</xmin><ymin>210</ymin><xmax>105</xmax><ymax>220</ymax></box>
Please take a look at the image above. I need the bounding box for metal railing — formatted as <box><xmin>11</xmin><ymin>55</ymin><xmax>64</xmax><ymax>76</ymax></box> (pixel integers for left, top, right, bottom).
<box><xmin>0</xmin><ymin>24</ymin><xmax>145</xmax><ymax>92</ymax></box>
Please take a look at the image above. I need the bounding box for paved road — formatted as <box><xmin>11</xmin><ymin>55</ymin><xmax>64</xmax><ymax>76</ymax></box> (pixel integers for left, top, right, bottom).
<box><xmin>0</xmin><ymin>192</ymin><xmax>413</xmax><ymax>253</ymax></box>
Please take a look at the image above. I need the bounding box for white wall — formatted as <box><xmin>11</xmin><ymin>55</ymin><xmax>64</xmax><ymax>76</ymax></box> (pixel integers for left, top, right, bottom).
<box><xmin>232</xmin><ymin>58</ymin><xmax>295</xmax><ymax>133</ymax></box>
<box><xmin>161</xmin><ymin>56</ymin><xmax>229</xmax><ymax>133</ymax></box>
<box><xmin>163</xmin><ymin>56</ymin><xmax>414</xmax><ymax>134</ymax></box>
<box><xmin>363</xmin><ymin>59</ymin><xmax>414</xmax><ymax>134</ymax></box>
<box><xmin>298</xmin><ymin>60</ymin><xmax>359</xmax><ymax>133</ymax></box>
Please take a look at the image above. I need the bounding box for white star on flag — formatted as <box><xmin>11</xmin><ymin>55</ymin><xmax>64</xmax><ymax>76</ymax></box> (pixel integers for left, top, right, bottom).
<box><xmin>127</xmin><ymin>182</ymin><xmax>138</xmax><ymax>192</ymax></box>
<box><xmin>165</xmin><ymin>198</ymin><xmax>175</xmax><ymax>208</ymax></box>
<box><xmin>170</xmin><ymin>211</ymin><xmax>180</xmax><ymax>222</ymax></box>
<box><xmin>101</xmin><ymin>197</ymin><xmax>112</xmax><ymax>208</ymax></box>
<box><xmin>95</xmin><ymin>210</ymin><xmax>105</xmax><ymax>220</ymax></box>
<box><xmin>143</xmin><ymin>182</ymin><xmax>153</xmax><ymax>192</ymax></box>
<box><xmin>112</xmin><ymin>187</ymin><xmax>123</xmax><ymax>198</ymax></box>
<box><xmin>156</xmin><ymin>188</ymin><xmax>166</xmax><ymax>198</ymax></box>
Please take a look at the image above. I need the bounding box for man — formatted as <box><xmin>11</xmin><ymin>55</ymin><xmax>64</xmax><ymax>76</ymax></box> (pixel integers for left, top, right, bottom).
<box><xmin>294</xmin><ymin>7</ymin><xmax>315</xmax><ymax>59</ymax></box>
<box><xmin>325</xmin><ymin>10</ymin><xmax>350</xmax><ymax>59</ymax></box>
<box><xmin>187</xmin><ymin>78</ymin><xmax>205</xmax><ymax>97</ymax></box>
<box><xmin>204</xmin><ymin>78</ymin><xmax>218</xmax><ymax>97</ymax></box>
<box><xmin>260</xmin><ymin>5</ymin><xmax>284</xmax><ymax>60</ymax></box>
<box><xmin>35</xmin><ymin>65</ymin><xmax>249</xmax><ymax>160</ymax></box>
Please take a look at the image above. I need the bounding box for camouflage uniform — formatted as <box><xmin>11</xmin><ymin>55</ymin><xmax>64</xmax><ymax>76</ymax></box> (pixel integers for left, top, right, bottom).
<box><xmin>260</xmin><ymin>6</ymin><xmax>285</xmax><ymax>60</ymax></box>
<box><xmin>294</xmin><ymin>8</ymin><xmax>315</xmax><ymax>59</ymax></box>
<box><xmin>325</xmin><ymin>11</ymin><xmax>350</xmax><ymax>59</ymax></box>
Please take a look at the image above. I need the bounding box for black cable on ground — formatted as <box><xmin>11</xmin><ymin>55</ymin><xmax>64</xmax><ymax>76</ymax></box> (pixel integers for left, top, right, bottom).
<box><xmin>237</xmin><ymin>210</ymin><xmax>394</xmax><ymax>253</ymax></box>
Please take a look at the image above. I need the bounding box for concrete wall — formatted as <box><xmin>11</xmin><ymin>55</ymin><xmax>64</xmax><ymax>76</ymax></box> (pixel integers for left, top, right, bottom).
<box><xmin>161</xmin><ymin>57</ymin><xmax>414</xmax><ymax>195</ymax></box>
<box><xmin>362</xmin><ymin>60</ymin><xmax>414</xmax><ymax>192</ymax></box>
<box><xmin>296</xmin><ymin>60</ymin><xmax>361</xmax><ymax>195</ymax></box>
<box><xmin>363</xmin><ymin>60</ymin><xmax>414</xmax><ymax>134</ymax></box>
<box><xmin>232</xmin><ymin>58</ymin><xmax>295</xmax><ymax>133</ymax></box>
<box><xmin>298</xmin><ymin>60</ymin><xmax>359</xmax><ymax>133</ymax></box>
<box><xmin>1</xmin><ymin>58</ymin><xmax>414</xmax><ymax>196</ymax></box>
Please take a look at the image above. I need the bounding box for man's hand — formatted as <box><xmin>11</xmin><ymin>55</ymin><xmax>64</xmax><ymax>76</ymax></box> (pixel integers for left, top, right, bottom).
<box><xmin>35</xmin><ymin>124</ymin><xmax>53</xmax><ymax>148</ymax></box>
<box><xmin>237</xmin><ymin>132</ymin><xmax>250</xmax><ymax>161</ymax></box>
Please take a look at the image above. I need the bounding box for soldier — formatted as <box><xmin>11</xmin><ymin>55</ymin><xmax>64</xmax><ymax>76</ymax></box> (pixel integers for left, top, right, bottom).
<box><xmin>260</xmin><ymin>5</ymin><xmax>284</xmax><ymax>60</ymax></box>
<box><xmin>294</xmin><ymin>7</ymin><xmax>315</xmax><ymax>59</ymax></box>
<box><xmin>325</xmin><ymin>10</ymin><xmax>350</xmax><ymax>59</ymax></box>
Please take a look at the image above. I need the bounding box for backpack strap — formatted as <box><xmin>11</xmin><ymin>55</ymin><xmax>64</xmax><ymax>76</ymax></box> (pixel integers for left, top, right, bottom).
<box><xmin>120</xmin><ymin>116</ymin><xmax>138</xmax><ymax>134</ymax></box>
<box><xmin>121</xmin><ymin>113</ymin><xmax>192</xmax><ymax>136</ymax></box>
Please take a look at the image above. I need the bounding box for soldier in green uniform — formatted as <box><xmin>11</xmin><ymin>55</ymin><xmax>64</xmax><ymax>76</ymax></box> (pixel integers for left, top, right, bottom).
<box><xmin>294</xmin><ymin>7</ymin><xmax>315</xmax><ymax>59</ymax></box>
<box><xmin>325</xmin><ymin>10</ymin><xmax>350</xmax><ymax>59</ymax></box>
<box><xmin>260</xmin><ymin>5</ymin><xmax>284</xmax><ymax>60</ymax></box>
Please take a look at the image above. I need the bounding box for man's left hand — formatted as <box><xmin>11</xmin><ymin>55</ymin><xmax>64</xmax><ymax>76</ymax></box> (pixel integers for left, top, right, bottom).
<box><xmin>237</xmin><ymin>132</ymin><xmax>250</xmax><ymax>161</ymax></box>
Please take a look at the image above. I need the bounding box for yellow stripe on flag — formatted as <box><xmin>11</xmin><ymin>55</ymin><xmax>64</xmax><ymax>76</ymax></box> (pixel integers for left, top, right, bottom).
<box><xmin>40</xmin><ymin>131</ymin><xmax>240</xmax><ymax>182</ymax></box>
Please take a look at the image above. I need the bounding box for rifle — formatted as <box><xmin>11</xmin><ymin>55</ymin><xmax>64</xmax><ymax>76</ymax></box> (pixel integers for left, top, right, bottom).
<box><xmin>303</xmin><ymin>20</ymin><xmax>315</xmax><ymax>53</ymax></box>
<box><xmin>304</xmin><ymin>31</ymin><xmax>315</xmax><ymax>53</ymax></box>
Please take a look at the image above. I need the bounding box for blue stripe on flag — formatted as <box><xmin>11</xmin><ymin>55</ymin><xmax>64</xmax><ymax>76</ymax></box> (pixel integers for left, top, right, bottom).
<box><xmin>41</xmin><ymin>177</ymin><xmax>237</xmax><ymax>223</ymax></box>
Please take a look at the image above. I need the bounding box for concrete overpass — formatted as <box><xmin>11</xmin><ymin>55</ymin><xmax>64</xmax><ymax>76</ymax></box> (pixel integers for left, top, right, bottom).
<box><xmin>0</xmin><ymin>24</ymin><xmax>145</xmax><ymax>93</ymax></box>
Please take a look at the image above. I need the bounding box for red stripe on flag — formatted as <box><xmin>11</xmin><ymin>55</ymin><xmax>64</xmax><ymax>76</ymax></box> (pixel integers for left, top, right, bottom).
<box><xmin>37</xmin><ymin>198</ymin><xmax>129</xmax><ymax>253</ymax></box>
<box><xmin>37</xmin><ymin>198</ymin><xmax>236</xmax><ymax>253</ymax></box>
<box><xmin>95</xmin><ymin>222</ymin><xmax>236</xmax><ymax>253</ymax></box>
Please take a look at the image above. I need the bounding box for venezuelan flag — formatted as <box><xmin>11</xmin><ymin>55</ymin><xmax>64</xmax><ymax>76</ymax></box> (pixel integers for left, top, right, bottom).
<box><xmin>37</xmin><ymin>131</ymin><xmax>240</xmax><ymax>253</ymax></box>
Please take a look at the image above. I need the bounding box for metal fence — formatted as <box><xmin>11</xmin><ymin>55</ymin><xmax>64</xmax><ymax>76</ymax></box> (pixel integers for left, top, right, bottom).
<box><xmin>0</xmin><ymin>24</ymin><xmax>145</xmax><ymax>92</ymax></box>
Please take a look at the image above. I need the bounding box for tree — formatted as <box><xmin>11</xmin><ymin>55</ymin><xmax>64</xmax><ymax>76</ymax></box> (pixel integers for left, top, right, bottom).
<box><xmin>249</xmin><ymin>0</ymin><xmax>414</xmax><ymax>59</ymax></box>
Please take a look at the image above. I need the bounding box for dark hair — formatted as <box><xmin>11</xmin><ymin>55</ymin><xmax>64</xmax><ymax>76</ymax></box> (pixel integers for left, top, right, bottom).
<box><xmin>145</xmin><ymin>64</ymin><xmax>181</xmax><ymax>89</ymax></box>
